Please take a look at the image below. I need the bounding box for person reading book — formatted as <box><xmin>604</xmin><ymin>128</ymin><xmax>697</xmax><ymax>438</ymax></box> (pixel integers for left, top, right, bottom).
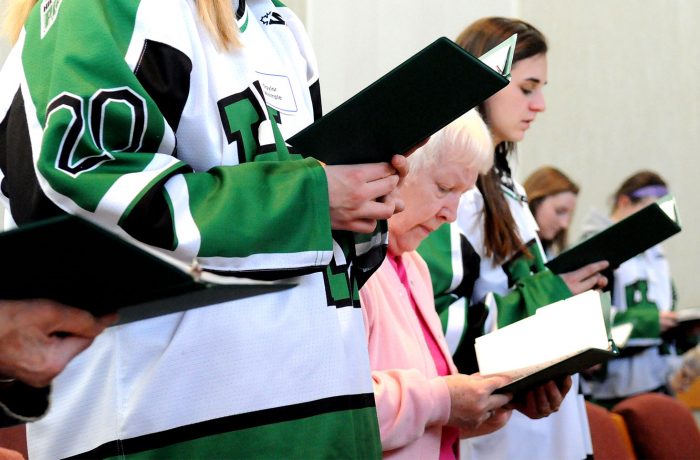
<box><xmin>523</xmin><ymin>166</ymin><xmax>580</xmax><ymax>258</ymax></box>
<box><xmin>580</xmin><ymin>171</ymin><xmax>682</xmax><ymax>407</ymax></box>
<box><xmin>0</xmin><ymin>1</ymin><xmax>411</xmax><ymax>458</ymax></box>
<box><xmin>360</xmin><ymin>110</ymin><xmax>515</xmax><ymax>459</ymax></box>
<box><xmin>417</xmin><ymin>17</ymin><xmax>608</xmax><ymax>460</ymax></box>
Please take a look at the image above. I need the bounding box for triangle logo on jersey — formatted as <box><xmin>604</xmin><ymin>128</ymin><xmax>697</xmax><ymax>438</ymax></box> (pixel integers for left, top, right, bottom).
<box><xmin>40</xmin><ymin>0</ymin><xmax>63</xmax><ymax>39</ymax></box>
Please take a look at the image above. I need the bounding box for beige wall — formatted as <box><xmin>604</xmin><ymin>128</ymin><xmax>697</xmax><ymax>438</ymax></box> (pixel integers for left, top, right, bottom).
<box><xmin>516</xmin><ymin>1</ymin><xmax>700</xmax><ymax>308</ymax></box>
<box><xmin>1</xmin><ymin>1</ymin><xmax>697</xmax><ymax>306</ymax></box>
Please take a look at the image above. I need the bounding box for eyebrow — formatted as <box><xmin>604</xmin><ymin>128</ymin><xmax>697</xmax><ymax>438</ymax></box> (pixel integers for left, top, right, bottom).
<box><xmin>524</xmin><ymin>77</ymin><xmax>548</xmax><ymax>85</ymax></box>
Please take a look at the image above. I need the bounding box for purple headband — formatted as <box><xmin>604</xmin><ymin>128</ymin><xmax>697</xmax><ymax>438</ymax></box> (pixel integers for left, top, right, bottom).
<box><xmin>629</xmin><ymin>185</ymin><xmax>668</xmax><ymax>200</ymax></box>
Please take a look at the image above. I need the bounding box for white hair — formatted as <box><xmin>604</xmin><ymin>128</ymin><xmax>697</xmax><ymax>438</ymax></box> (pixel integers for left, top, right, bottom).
<box><xmin>407</xmin><ymin>109</ymin><xmax>493</xmax><ymax>176</ymax></box>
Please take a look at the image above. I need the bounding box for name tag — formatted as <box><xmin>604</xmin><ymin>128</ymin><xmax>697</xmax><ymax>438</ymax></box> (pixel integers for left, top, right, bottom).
<box><xmin>256</xmin><ymin>72</ymin><xmax>298</xmax><ymax>113</ymax></box>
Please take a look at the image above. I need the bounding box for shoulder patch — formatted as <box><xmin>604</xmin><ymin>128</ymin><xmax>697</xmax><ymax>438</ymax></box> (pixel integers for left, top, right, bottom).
<box><xmin>40</xmin><ymin>0</ymin><xmax>63</xmax><ymax>39</ymax></box>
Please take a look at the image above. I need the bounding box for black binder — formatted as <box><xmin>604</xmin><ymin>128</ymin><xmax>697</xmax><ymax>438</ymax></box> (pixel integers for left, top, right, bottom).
<box><xmin>288</xmin><ymin>37</ymin><xmax>510</xmax><ymax>165</ymax></box>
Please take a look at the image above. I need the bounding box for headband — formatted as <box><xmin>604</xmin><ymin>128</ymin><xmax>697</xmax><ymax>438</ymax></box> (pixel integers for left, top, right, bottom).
<box><xmin>629</xmin><ymin>185</ymin><xmax>668</xmax><ymax>200</ymax></box>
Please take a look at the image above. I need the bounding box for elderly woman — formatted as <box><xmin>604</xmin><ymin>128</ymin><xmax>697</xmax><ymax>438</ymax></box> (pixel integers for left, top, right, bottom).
<box><xmin>360</xmin><ymin>110</ymin><xmax>512</xmax><ymax>459</ymax></box>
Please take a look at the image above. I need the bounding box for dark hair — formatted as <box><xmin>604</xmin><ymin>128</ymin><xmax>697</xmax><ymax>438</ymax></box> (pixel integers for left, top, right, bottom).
<box><xmin>455</xmin><ymin>17</ymin><xmax>548</xmax><ymax>263</ymax></box>
<box><xmin>524</xmin><ymin>166</ymin><xmax>579</xmax><ymax>254</ymax></box>
<box><xmin>612</xmin><ymin>170</ymin><xmax>667</xmax><ymax>212</ymax></box>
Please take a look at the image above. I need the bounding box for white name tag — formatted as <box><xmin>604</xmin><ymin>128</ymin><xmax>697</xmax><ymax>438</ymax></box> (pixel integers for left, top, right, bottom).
<box><xmin>256</xmin><ymin>72</ymin><xmax>298</xmax><ymax>113</ymax></box>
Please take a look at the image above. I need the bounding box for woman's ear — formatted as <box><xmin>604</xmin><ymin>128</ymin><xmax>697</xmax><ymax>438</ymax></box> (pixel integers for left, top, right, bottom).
<box><xmin>615</xmin><ymin>194</ymin><xmax>632</xmax><ymax>212</ymax></box>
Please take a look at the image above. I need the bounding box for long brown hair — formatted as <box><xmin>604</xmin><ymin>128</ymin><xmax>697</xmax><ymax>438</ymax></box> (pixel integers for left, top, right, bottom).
<box><xmin>524</xmin><ymin>166</ymin><xmax>579</xmax><ymax>254</ymax></box>
<box><xmin>456</xmin><ymin>17</ymin><xmax>548</xmax><ymax>263</ymax></box>
<box><xmin>3</xmin><ymin>0</ymin><xmax>240</xmax><ymax>48</ymax></box>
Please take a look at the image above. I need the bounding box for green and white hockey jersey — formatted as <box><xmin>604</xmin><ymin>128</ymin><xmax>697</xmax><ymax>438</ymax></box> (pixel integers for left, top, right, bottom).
<box><xmin>580</xmin><ymin>210</ymin><xmax>679</xmax><ymax>401</ymax></box>
<box><xmin>418</xmin><ymin>175</ymin><xmax>591</xmax><ymax>460</ymax></box>
<box><xmin>0</xmin><ymin>0</ymin><xmax>383</xmax><ymax>458</ymax></box>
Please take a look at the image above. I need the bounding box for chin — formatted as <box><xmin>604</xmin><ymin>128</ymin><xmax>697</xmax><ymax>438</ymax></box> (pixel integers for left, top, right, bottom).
<box><xmin>510</xmin><ymin>131</ymin><xmax>526</xmax><ymax>142</ymax></box>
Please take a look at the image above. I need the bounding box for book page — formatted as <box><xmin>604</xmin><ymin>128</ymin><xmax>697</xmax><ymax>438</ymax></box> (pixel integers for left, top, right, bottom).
<box><xmin>677</xmin><ymin>307</ymin><xmax>700</xmax><ymax>323</ymax></box>
<box><xmin>479</xmin><ymin>34</ymin><xmax>517</xmax><ymax>79</ymax></box>
<box><xmin>658</xmin><ymin>195</ymin><xmax>678</xmax><ymax>222</ymax></box>
<box><xmin>611</xmin><ymin>322</ymin><xmax>634</xmax><ymax>348</ymax></box>
<box><xmin>476</xmin><ymin>290</ymin><xmax>609</xmax><ymax>376</ymax></box>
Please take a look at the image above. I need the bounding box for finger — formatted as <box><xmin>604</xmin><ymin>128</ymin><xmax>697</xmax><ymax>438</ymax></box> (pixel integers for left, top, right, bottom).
<box><xmin>542</xmin><ymin>380</ymin><xmax>564</xmax><ymax>410</ymax></box>
<box><xmin>574</xmin><ymin>274</ymin><xmax>608</xmax><ymax>293</ymax></box>
<box><xmin>487</xmin><ymin>393</ymin><xmax>512</xmax><ymax>409</ymax></box>
<box><xmin>390</xmin><ymin>155</ymin><xmax>409</xmax><ymax>179</ymax></box>
<box><xmin>16</xmin><ymin>335</ymin><xmax>94</xmax><ymax>387</ymax></box>
<box><xmin>47</xmin><ymin>303</ymin><xmax>110</xmax><ymax>338</ymax></box>
<box><xmin>50</xmin><ymin>336</ymin><xmax>96</xmax><ymax>373</ymax></box>
<box><xmin>558</xmin><ymin>375</ymin><xmax>573</xmax><ymax>397</ymax></box>
<box><xmin>363</xmin><ymin>173</ymin><xmax>400</xmax><ymax>201</ymax></box>
<box><xmin>482</xmin><ymin>374</ymin><xmax>513</xmax><ymax>392</ymax></box>
<box><xmin>572</xmin><ymin>260</ymin><xmax>609</xmax><ymax>280</ymax></box>
<box><xmin>534</xmin><ymin>385</ymin><xmax>550</xmax><ymax>414</ymax></box>
<box><xmin>98</xmin><ymin>313</ymin><xmax>119</xmax><ymax>327</ymax></box>
<box><xmin>595</xmin><ymin>274</ymin><xmax>609</xmax><ymax>290</ymax></box>
<box><xmin>357</xmin><ymin>200</ymin><xmax>400</xmax><ymax>222</ymax></box>
<box><xmin>353</xmin><ymin>162</ymin><xmax>399</xmax><ymax>182</ymax></box>
<box><xmin>381</xmin><ymin>192</ymin><xmax>405</xmax><ymax>215</ymax></box>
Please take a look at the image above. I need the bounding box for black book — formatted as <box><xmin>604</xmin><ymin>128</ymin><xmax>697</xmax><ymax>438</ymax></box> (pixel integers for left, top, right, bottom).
<box><xmin>546</xmin><ymin>195</ymin><xmax>681</xmax><ymax>274</ymax></box>
<box><xmin>0</xmin><ymin>215</ymin><xmax>294</xmax><ymax>324</ymax></box>
<box><xmin>287</xmin><ymin>36</ymin><xmax>513</xmax><ymax>165</ymax></box>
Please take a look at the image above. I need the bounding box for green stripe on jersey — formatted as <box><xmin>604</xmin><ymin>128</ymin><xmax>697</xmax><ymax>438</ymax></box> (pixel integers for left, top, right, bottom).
<box><xmin>184</xmin><ymin>158</ymin><xmax>331</xmax><ymax>258</ymax></box>
<box><xmin>105</xmin><ymin>407</ymin><xmax>381</xmax><ymax>459</ymax></box>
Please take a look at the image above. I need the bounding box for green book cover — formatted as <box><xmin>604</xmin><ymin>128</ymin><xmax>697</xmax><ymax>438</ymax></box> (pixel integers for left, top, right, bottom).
<box><xmin>287</xmin><ymin>36</ymin><xmax>511</xmax><ymax>165</ymax></box>
<box><xmin>0</xmin><ymin>215</ymin><xmax>294</xmax><ymax>324</ymax></box>
<box><xmin>546</xmin><ymin>195</ymin><xmax>681</xmax><ymax>274</ymax></box>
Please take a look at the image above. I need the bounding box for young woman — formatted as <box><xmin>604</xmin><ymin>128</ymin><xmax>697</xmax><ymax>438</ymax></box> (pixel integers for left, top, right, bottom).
<box><xmin>0</xmin><ymin>1</ymin><xmax>408</xmax><ymax>458</ymax></box>
<box><xmin>523</xmin><ymin>166</ymin><xmax>579</xmax><ymax>258</ymax></box>
<box><xmin>361</xmin><ymin>111</ymin><xmax>513</xmax><ymax>460</ymax></box>
<box><xmin>418</xmin><ymin>17</ymin><xmax>608</xmax><ymax>460</ymax></box>
<box><xmin>581</xmin><ymin>171</ymin><xmax>680</xmax><ymax>407</ymax></box>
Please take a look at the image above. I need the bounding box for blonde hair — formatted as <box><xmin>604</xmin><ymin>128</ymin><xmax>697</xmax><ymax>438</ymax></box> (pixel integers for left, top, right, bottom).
<box><xmin>3</xmin><ymin>0</ymin><xmax>241</xmax><ymax>49</ymax></box>
<box><xmin>196</xmin><ymin>0</ymin><xmax>241</xmax><ymax>50</ymax></box>
<box><xmin>3</xmin><ymin>0</ymin><xmax>36</xmax><ymax>43</ymax></box>
<box><xmin>408</xmin><ymin>109</ymin><xmax>493</xmax><ymax>176</ymax></box>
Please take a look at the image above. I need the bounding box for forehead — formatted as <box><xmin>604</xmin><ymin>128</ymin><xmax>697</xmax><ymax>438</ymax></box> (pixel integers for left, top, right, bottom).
<box><xmin>511</xmin><ymin>53</ymin><xmax>548</xmax><ymax>83</ymax></box>
<box><xmin>545</xmin><ymin>190</ymin><xmax>577</xmax><ymax>207</ymax></box>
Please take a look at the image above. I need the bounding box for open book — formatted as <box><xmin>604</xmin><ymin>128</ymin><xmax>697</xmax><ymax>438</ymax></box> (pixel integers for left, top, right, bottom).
<box><xmin>546</xmin><ymin>195</ymin><xmax>681</xmax><ymax>274</ymax></box>
<box><xmin>476</xmin><ymin>290</ymin><xmax>619</xmax><ymax>394</ymax></box>
<box><xmin>287</xmin><ymin>35</ymin><xmax>515</xmax><ymax>165</ymax></box>
<box><xmin>0</xmin><ymin>215</ymin><xmax>294</xmax><ymax>324</ymax></box>
<box><xmin>663</xmin><ymin>307</ymin><xmax>700</xmax><ymax>342</ymax></box>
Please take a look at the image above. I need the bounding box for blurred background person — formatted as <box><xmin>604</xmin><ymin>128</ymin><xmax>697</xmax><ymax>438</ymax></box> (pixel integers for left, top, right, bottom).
<box><xmin>581</xmin><ymin>170</ymin><xmax>682</xmax><ymax>408</ymax></box>
<box><xmin>523</xmin><ymin>166</ymin><xmax>579</xmax><ymax>258</ymax></box>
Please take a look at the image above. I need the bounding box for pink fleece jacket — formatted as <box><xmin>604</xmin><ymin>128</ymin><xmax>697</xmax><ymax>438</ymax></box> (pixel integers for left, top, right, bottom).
<box><xmin>360</xmin><ymin>251</ymin><xmax>458</xmax><ymax>459</ymax></box>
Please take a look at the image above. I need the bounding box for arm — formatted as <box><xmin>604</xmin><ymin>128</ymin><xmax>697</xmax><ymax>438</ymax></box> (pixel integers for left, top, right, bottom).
<box><xmin>372</xmin><ymin>370</ymin><xmax>512</xmax><ymax>449</ymax></box>
<box><xmin>371</xmin><ymin>369</ymin><xmax>451</xmax><ymax>451</ymax></box>
<box><xmin>2</xmin><ymin>2</ymin><xmax>398</xmax><ymax>276</ymax></box>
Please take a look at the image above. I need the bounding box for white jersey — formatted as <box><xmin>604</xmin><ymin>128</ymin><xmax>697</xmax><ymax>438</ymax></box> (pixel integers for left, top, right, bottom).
<box><xmin>0</xmin><ymin>1</ymin><xmax>382</xmax><ymax>458</ymax></box>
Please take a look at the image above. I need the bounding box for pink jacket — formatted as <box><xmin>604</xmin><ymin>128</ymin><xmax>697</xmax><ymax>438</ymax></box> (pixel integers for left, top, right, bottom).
<box><xmin>360</xmin><ymin>251</ymin><xmax>458</xmax><ymax>459</ymax></box>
